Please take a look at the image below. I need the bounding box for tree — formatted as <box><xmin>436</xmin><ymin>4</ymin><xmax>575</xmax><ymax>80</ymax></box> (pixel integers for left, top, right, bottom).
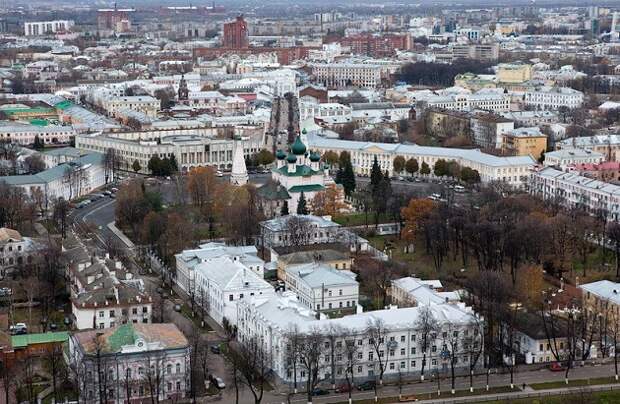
<box><xmin>280</xmin><ymin>200</ymin><xmax>289</xmax><ymax>216</ymax></box>
<box><xmin>393</xmin><ymin>156</ymin><xmax>405</xmax><ymax>173</ymax></box>
<box><xmin>310</xmin><ymin>184</ymin><xmax>345</xmax><ymax>216</ymax></box>
<box><xmin>132</xmin><ymin>159</ymin><xmax>142</xmax><ymax>173</ymax></box>
<box><xmin>338</xmin><ymin>156</ymin><xmax>356</xmax><ymax>197</ymax></box>
<box><xmin>460</xmin><ymin>167</ymin><xmax>481</xmax><ymax>184</ymax></box>
<box><xmin>405</xmin><ymin>158</ymin><xmax>419</xmax><ymax>176</ymax></box>
<box><xmin>420</xmin><ymin>161</ymin><xmax>431</xmax><ymax>175</ymax></box>
<box><xmin>401</xmin><ymin>198</ymin><xmax>436</xmax><ymax>248</ymax></box>
<box><xmin>322</xmin><ymin>150</ymin><xmax>339</xmax><ymax>166</ymax></box>
<box><xmin>370</xmin><ymin>156</ymin><xmax>383</xmax><ymax>193</ymax></box>
<box><xmin>255</xmin><ymin>149</ymin><xmax>275</xmax><ymax>166</ymax></box>
<box><xmin>433</xmin><ymin>159</ymin><xmax>449</xmax><ymax>177</ymax></box>
<box><xmin>608</xmin><ymin>221</ymin><xmax>620</xmax><ymax>279</ymax></box>
<box><xmin>297</xmin><ymin>191</ymin><xmax>309</xmax><ymax>215</ymax></box>
<box><xmin>103</xmin><ymin>148</ymin><xmax>120</xmax><ymax>184</ymax></box>
<box><xmin>298</xmin><ymin>328</ymin><xmax>325</xmax><ymax>403</ymax></box>
<box><xmin>366</xmin><ymin>318</ymin><xmax>390</xmax><ymax>387</ymax></box>
<box><xmin>415</xmin><ymin>305</ymin><xmax>440</xmax><ymax>381</ymax></box>
<box><xmin>148</xmin><ymin>156</ymin><xmax>163</xmax><ymax>176</ymax></box>
<box><xmin>32</xmin><ymin>135</ymin><xmax>44</xmax><ymax>150</ymax></box>
<box><xmin>25</xmin><ymin>154</ymin><xmax>45</xmax><ymax>173</ymax></box>
<box><xmin>52</xmin><ymin>198</ymin><xmax>69</xmax><ymax>238</ymax></box>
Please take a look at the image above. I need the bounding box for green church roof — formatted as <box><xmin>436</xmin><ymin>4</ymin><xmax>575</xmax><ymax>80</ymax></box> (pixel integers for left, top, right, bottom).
<box><xmin>286</xmin><ymin>153</ymin><xmax>297</xmax><ymax>163</ymax></box>
<box><xmin>291</xmin><ymin>135</ymin><xmax>307</xmax><ymax>155</ymax></box>
<box><xmin>274</xmin><ymin>164</ymin><xmax>319</xmax><ymax>177</ymax></box>
<box><xmin>288</xmin><ymin>184</ymin><xmax>325</xmax><ymax>193</ymax></box>
<box><xmin>276</xmin><ymin>150</ymin><xmax>286</xmax><ymax>160</ymax></box>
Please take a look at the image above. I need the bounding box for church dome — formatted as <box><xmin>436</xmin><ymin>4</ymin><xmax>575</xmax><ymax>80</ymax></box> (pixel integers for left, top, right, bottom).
<box><xmin>286</xmin><ymin>153</ymin><xmax>297</xmax><ymax>163</ymax></box>
<box><xmin>276</xmin><ymin>149</ymin><xmax>286</xmax><ymax>160</ymax></box>
<box><xmin>309</xmin><ymin>152</ymin><xmax>320</xmax><ymax>162</ymax></box>
<box><xmin>291</xmin><ymin>135</ymin><xmax>307</xmax><ymax>155</ymax></box>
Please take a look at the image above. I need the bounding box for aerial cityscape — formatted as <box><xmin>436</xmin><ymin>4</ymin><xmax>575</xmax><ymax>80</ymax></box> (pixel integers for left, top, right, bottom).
<box><xmin>3</xmin><ymin>1</ymin><xmax>620</xmax><ymax>403</ymax></box>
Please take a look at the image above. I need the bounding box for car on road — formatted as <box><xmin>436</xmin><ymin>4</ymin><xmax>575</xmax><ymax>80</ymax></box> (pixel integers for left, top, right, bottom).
<box><xmin>102</xmin><ymin>191</ymin><xmax>112</xmax><ymax>196</ymax></box>
<box><xmin>311</xmin><ymin>388</ymin><xmax>329</xmax><ymax>396</ymax></box>
<box><xmin>210</xmin><ymin>345</ymin><xmax>221</xmax><ymax>354</ymax></box>
<box><xmin>9</xmin><ymin>323</ymin><xmax>27</xmax><ymax>335</ymax></box>
<box><xmin>549</xmin><ymin>362</ymin><xmax>565</xmax><ymax>372</ymax></box>
<box><xmin>335</xmin><ymin>384</ymin><xmax>352</xmax><ymax>393</ymax></box>
<box><xmin>111</xmin><ymin>187</ymin><xmax>119</xmax><ymax>193</ymax></box>
<box><xmin>209</xmin><ymin>375</ymin><xmax>225</xmax><ymax>389</ymax></box>
<box><xmin>216</xmin><ymin>170</ymin><xmax>224</xmax><ymax>177</ymax></box>
<box><xmin>356</xmin><ymin>380</ymin><xmax>376</xmax><ymax>391</ymax></box>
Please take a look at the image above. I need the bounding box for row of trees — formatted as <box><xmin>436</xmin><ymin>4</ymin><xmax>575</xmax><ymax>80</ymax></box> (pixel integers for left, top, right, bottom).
<box><xmin>147</xmin><ymin>155</ymin><xmax>178</xmax><ymax>177</ymax></box>
<box><xmin>393</xmin><ymin>156</ymin><xmax>480</xmax><ymax>184</ymax></box>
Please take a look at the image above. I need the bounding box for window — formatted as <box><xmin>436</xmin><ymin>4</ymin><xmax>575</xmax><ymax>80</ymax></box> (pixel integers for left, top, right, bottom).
<box><xmin>142</xmin><ymin>307</ymin><xmax>148</xmax><ymax>313</ymax></box>
<box><xmin>400</xmin><ymin>348</ymin><xmax>405</xmax><ymax>355</ymax></box>
<box><xmin>411</xmin><ymin>347</ymin><xmax>416</xmax><ymax>354</ymax></box>
<box><xmin>99</xmin><ymin>311</ymin><xmax>104</xmax><ymax>318</ymax></box>
<box><xmin>368</xmin><ymin>352</ymin><xmax>374</xmax><ymax>361</ymax></box>
<box><xmin>411</xmin><ymin>360</ymin><xmax>416</xmax><ymax>367</ymax></box>
<box><xmin>389</xmin><ymin>362</ymin><xmax>395</xmax><ymax>370</ymax></box>
<box><xmin>379</xmin><ymin>350</ymin><xmax>384</xmax><ymax>357</ymax></box>
<box><xmin>229</xmin><ymin>295</ymin><xmax>234</xmax><ymax>301</ymax></box>
<box><xmin>400</xmin><ymin>361</ymin><xmax>406</xmax><ymax>369</ymax></box>
<box><xmin>176</xmin><ymin>363</ymin><xmax>181</xmax><ymax>373</ymax></box>
<box><xmin>432</xmin><ymin>359</ymin><xmax>437</xmax><ymax>366</ymax></box>
<box><xmin>99</xmin><ymin>323</ymin><xmax>104</xmax><ymax>329</ymax></box>
<box><xmin>400</xmin><ymin>335</ymin><xmax>405</xmax><ymax>342</ymax></box>
<box><xmin>132</xmin><ymin>308</ymin><xmax>138</xmax><ymax>315</ymax></box>
<box><xmin>109</xmin><ymin>310</ymin><xmax>115</xmax><ymax>318</ymax></box>
<box><xmin>110</xmin><ymin>321</ymin><xmax>115</xmax><ymax>328</ymax></box>
<box><xmin>339</xmin><ymin>289</ymin><xmax>342</xmax><ymax>296</ymax></box>
<box><xmin>167</xmin><ymin>364</ymin><xmax>172</xmax><ymax>375</ymax></box>
<box><xmin>357</xmin><ymin>352</ymin><xmax>363</xmax><ymax>359</ymax></box>
<box><xmin>432</xmin><ymin>345</ymin><xmax>437</xmax><ymax>353</ymax></box>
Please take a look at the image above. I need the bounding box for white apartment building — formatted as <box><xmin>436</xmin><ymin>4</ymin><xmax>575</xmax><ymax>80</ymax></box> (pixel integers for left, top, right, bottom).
<box><xmin>237</xmin><ymin>293</ymin><xmax>483</xmax><ymax>383</ymax></box>
<box><xmin>284</xmin><ymin>263</ymin><xmax>359</xmax><ymax>313</ymax></box>
<box><xmin>174</xmin><ymin>243</ymin><xmax>274</xmax><ymax>326</ymax></box>
<box><xmin>0</xmin><ymin>228</ymin><xmax>41</xmax><ymax>278</ymax></box>
<box><xmin>0</xmin><ymin>124</ymin><xmax>76</xmax><ymax>146</ymax></box>
<box><xmin>299</xmin><ymin>101</ymin><xmax>352</xmax><ymax>121</ymax></box>
<box><xmin>24</xmin><ymin>20</ymin><xmax>74</xmax><ymax>36</ymax></box>
<box><xmin>185</xmin><ymin>91</ymin><xmax>247</xmax><ymax>113</ymax></box>
<box><xmin>422</xmin><ymin>92</ymin><xmax>511</xmax><ymax>113</ymax></box>
<box><xmin>544</xmin><ymin>148</ymin><xmax>604</xmax><ymax>169</ymax></box>
<box><xmin>101</xmin><ymin>96</ymin><xmax>161</xmax><ymax>118</ymax></box>
<box><xmin>305</xmin><ymin>133</ymin><xmax>536</xmax><ymax>187</ymax></box>
<box><xmin>259</xmin><ymin>214</ymin><xmax>342</xmax><ymax>249</ymax></box>
<box><xmin>524</xmin><ymin>87</ymin><xmax>584</xmax><ymax>110</ymax></box>
<box><xmin>530</xmin><ymin>166</ymin><xmax>620</xmax><ymax>220</ymax></box>
<box><xmin>75</xmin><ymin>131</ymin><xmax>264</xmax><ymax>173</ymax></box>
<box><xmin>312</xmin><ymin>63</ymin><xmax>384</xmax><ymax>88</ymax></box>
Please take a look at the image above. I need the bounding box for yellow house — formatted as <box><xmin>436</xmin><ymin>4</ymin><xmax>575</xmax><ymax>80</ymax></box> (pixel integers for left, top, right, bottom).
<box><xmin>497</xmin><ymin>63</ymin><xmax>532</xmax><ymax>84</ymax></box>
<box><xmin>502</xmin><ymin>127</ymin><xmax>547</xmax><ymax>160</ymax></box>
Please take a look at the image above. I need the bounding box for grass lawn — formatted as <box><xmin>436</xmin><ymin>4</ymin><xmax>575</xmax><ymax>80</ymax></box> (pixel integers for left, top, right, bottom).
<box><xmin>478</xmin><ymin>389</ymin><xmax>620</xmax><ymax>404</ymax></box>
<box><xmin>332</xmin><ymin>212</ymin><xmax>393</xmax><ymax>227</ymax></box>
<box><xmin>331</xmin><ymin>386</ymin><xmax>518</xmax><ymax>404</ymax></box>
<box><xmin>530</xmin><ymin>377</ymin><xmax>619</xmax><ymax>390</ymax></box>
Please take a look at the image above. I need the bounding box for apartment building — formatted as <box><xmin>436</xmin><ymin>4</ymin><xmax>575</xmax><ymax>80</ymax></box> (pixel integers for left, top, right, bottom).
<box><xmin>544</xmin><ymin>148</ymin><xmax>604</xmax><ymax>169</ymax></box>
<box><xmin>502</xmin><ymin>127</ymin><xmax>547</xmax><ymax>160</ymax></box>
<box><xmin>299</xmin><ymin>101</ymin><xmax>352</xmax><ymax>121</ymax></box>
<box><xmin>306</xmin><ymin>132</ymin><xmax>536</xmax><ymax>186</ymax></box>
<box><xmin>0</xmin><ymin>124</ymin><xmax>76</xmax><ymax>146</ymax></box>
<box><xmin>524</xmin><ymin>87</ymin><xmax>584</xmax><ymax>110</ymax></box>
<box><xmin>530</xmin><ymin>166</ymin><xmax>620</xmax><ymax>220</ymax></box>
<box><xmin>236</xmin><ymin>292</ymin><xmax>483</xmax><ymax>383</ymax></box>
<box><xmin>24</xmin><ymin>20</ymin><xmax>74</xmax><ymax>36</ymax></box>
<box><xmin>101</xmin><ymin>96</ymin><xmax>160</xmax><ymax>118</ymax></box>
<box><xmin>556</xmin><ymin>134</ymin><xmax>620</xmax><ymax>162</ymax></box>
<box><xmin>421</xmin><ymin>91</ymin><xmax>511</xmax><ymax>113</ymax></box>
<box><xmin>451</xmin><ymin>43</ymin><xmax>499</xmax><ymax>61</ymax></box>
<box><xmin>311</xmin><ymin>63</ymin><xmax>384</xmax><ymax>88</ymax></box>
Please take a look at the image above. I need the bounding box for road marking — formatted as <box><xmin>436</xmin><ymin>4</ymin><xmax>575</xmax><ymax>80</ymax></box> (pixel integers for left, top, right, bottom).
<box><xmin>82</xmin><ymin>199</ymin><xmax>115</xmax><ymax>223</ymax></box>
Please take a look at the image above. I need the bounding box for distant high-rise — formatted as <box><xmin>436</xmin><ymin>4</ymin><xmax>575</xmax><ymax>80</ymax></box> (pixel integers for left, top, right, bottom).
<box><xmin>223</xmin><ymin>16</ymin><xmax>249</xmax><ymax>49</ymax></box>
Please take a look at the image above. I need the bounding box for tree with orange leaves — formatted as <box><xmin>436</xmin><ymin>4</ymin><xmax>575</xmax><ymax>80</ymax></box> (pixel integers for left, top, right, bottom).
<box><xmin>187</xmin><ymin>166</ymin><xmax>218</xmax><ymax>219</ymax></box>
<box><xmin>401</xmin><ymin>198</ymin><xmax>436</xmax><ymax>252</ymax></box>
<box><xmin>310</xmin><ymin>184</ymin><xmax>346</xmax><ymax>216</ymax></box>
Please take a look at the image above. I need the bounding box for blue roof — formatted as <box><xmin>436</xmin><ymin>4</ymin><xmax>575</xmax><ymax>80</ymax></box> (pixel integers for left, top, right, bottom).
<box><xmin>2</xmin><ymin>152</ymin><xmax>103</xmax><ymax>186</ymax></box>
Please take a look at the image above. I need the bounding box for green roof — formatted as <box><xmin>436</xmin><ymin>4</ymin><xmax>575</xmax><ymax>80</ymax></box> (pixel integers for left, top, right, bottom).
<box><xmin>54</xmin><ymin>100</ymin><xmax>73</xmax><ymax>110</ymax></box>
<box><xmin>107</xmin><ymin>324</ymin><xmax>137</xmax><ymax>352</ymax></box>
<box><xmin>2</xmin><ymin>106</ymin><xmax>54</xmax><ymax>115</ymax></box>
<box><xmin>274</xmin><ymin>165</ymin><xmax>319</xmax><ymax>177</ymax></box>
<box><xmin>11</xmin><ymin>331</ymin><xmax>69</xmax><ymax>348</ymax></box>
<box><xmin>288</xmin><ymin>184</ymin><xmax>325</xmax><ymax>193</ymax></box>
<box><xmin>257</xmin><ymin>182</ymin><xmax>291</xmax><ymax>200</ymax></box>
<box><xmin>30</xmin><ymin>118</ymin><xmax>49</xmax><ymax>126</ymax></box>
<box><xmin>291</xmin><ymin>135</ymin><xmax>307</xmax><ymax>155</ymax></box>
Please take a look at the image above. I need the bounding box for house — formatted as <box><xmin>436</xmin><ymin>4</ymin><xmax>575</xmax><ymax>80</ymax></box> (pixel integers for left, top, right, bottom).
<box><xmin>390</xmin><ymin>277</ymin><xmax>461</xmax><ymax>307</ymax></box>
<box><xmin>66</xmin><ymin>323</ymin><xmax>190</xmax><ymax>403</ymax></box>
<box><xmin>0</xmin><ymin>228</ymin><xmax>42</xmax><ymax>278</ymax></box>
<box><xmin>283</xmin><ymin>263</ymin><xmax>359</xmax><ymax>314</ymax></box>
<box><xmin>502</xmin><ymin>127</ymin><xmax>547</xmax><ymax>160</ymax></box>
<box><xmin>273</xmin><ymin>243</ymin><xmax>353</xmax><ymax>280</ymax></box>
<box><xmin>174</xmin><ymin>242</ymin><xmax>274</xmax><ymax>326</ymax></box>
<box><xmin>259</xmin><ymin>214</ymin><xmax>342</xmax><ymax>250</ymax></box>
<box><xmin>510</xmin><ymin>312</ymin><xmax>568</xmax><ymax>364</ymax></box>
<box><xmin>544</xmin><ymin>148</ymin><xmax>605</xmax><ymax>169</ymax></box>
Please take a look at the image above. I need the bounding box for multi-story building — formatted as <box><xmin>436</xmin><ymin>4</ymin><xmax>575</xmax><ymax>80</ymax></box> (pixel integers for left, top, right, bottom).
<box><xmin>390</xmin><ymin>277</ymin><xmax>460</xmax><ymax>307</ymax></box>
<box><xmin>66</xmin><ymin>323</ymin><xmax>190</xmax><ymax>403</ymax></box>
<box><xmin>0</xmin><ymin>124</ymin><xmax>76</xmax><ymax>146</ymax></box>
<box><xmin>299</xmin><ymin>101</ymin><xmax>352</xmax><ymax>121</ymax></box>
<box><xmin>174</xmin><ymin>242</ymin><xmax>274</xmax><ymax>326</ymax></box>
<box><xmin>306</xmin><ymin>132</ymin><xmax>536</xmax><ymax>187</ymax></box>
<box><xmin>311</xmin><ymin>63</ymin><xmax>384</xmax><ymax>89</ymax></box>
<box><xmin>259</xmin><ymin>214</ymin><xmax>342</xmax><ymax>249</ymax></box>
<box><xmin>581</xmin><ymin>280</ymin><xmax>620</xmax><ymax>321</ymax></box>
<box><xmin>420</xmin><ymin>91</ymin><xmax>511</xmax><ymax>113</ymax></box>
<box><xmin>101</xmin><ymin>96</ymin><xmax>160</xmax><ymax>118</ymax></box>
<box><xmin>75</xmin><ymin>131</ymin><xmax>264</xmax><ymax>173</ymax></box>
<box><xmin>24</xmin><ymin>20</ymin><xmax>74</xmax><ymax>36</ymax></box>
<box><xmin>68</xmin><ymin>255</ymin><xmax>153</xmax><ymax>330</ymax></box>
<box><xmin>510</xmin><ymin>312</ymin><xmax>568</xmax><ymax>364</ymax></box>
<box><xmin>223</xmin><ymin>16</ymin><xmax>249</xmax><ymax>49</ymax></box>
<box><xmin>502</xmin><ymin>127</ymin><xmax>547</xmax><ymax>160</ymax></box>
<box><xmin>556</xmin><ymin>134</ymin><xmax>620</xmax><ymax>162</ymax></box>
<box><xmin>340</xmin><ymin>34</ymin><xmax>410</xmax><ymax>57</ymax></box>
<box><xmin>524</xmin><ymin>87</ymin><xmax>584</xmax><ymax>110</ymax></box>
<box><xmin>530</xmin><ymin>166</ymin><xmax>620</xmax><ymax>219</ymax></box>
<box><xmin>0</xmin><ymin>228</ymin><xmax>41</xmax><ymax>278</ymax></box>
<box><xmin>451</xmin><ymin>43</ymin><xmax>499</xmax><ymax>61</ymax></box>
<box><xmin>283</xmin><ymin>263</ymin><xmax>359</xmax><ymax>313</ymax></box>
<box><xmin>571</xmin><ymin>161</ymin><xmax>620</xmax><ymax>183</ymax></box>
<box><xmin>544</xmin><ymin>148</ymin><xmax>604</xmax><ymax>169</ymax></box>
<box><xmin>470</xmin><ymin>113</ymin><xmax>515</xmax><ymax>150</ymax></box>
<box><xmin>236</xmin><ymin>292</ymin><xmax>483</xmax><ymax>383</ymax></box>
<box><xmin>497</xmin><ymin>63</ymin><xmax>532</xmax><ymax>83</ymax></box>
<box><xmin>97</xmin><ymin>8</ymin><xmax>134</xmax><ymax>31</ymax></box>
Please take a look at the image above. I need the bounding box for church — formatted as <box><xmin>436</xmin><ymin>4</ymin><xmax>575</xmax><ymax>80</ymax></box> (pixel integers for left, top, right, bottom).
<box><xmin>257</xmin><ymin>135</ymin><xmax>337</xmax><ymax>217</ymax></box>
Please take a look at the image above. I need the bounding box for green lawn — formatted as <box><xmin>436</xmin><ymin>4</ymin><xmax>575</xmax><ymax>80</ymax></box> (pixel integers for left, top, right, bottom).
<box><xmin>530</xmin><ymin>377</ymin><xmax>619</xmax><ymax>390</ymax></box>
<box><xmin>478</xmin><ymin>389</ymin><xmax>620</xmax><ymax>404</ymax></box>
<box><xmin>332</xmin><ymin>212</ymin><xmax>393</xmax><ymax>227</ymax></box>
<box><xmin>331</xmin><ymin>386</ymin><xmax>518</xmax><ymax>404</ymax></box>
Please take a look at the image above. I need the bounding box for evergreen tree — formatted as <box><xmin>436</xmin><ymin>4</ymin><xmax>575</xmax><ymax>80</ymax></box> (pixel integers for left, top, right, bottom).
<box><xmin>148</xmin><ymin>156</ymin><xmax>162</xmax><ymax>175</ymax></box>
<box><xmin>297</xmin><ymin>192</ymin><xmax>309</xmax><ymax>215</ymax></box>
<box><xmin>341</xmin><ymin>159</ymin><xmax>356</xmax><ymax>196</ymax></box>
<box><xmin>280</xmin><ymin>200</ymin><xmax>289</xmax><ymax>216</ymax></box>
<box><xmin>420</xmin><ymin>161</ymin><xmax>431</xmax><ymax>175</ymax></box>
<box><xmin>169</xmin><ymin>154</ymin><xmax>178</xmax><ymax>173</ymax></box>
<box><xmin>405</xmin><ymin>158</ymin><xmax>419</xmax><ymax>175</ymax></box>
<box><xmin>132</xmin><ymin>160</ymin><xmax>141</xmax><ymax>173</ymax></box>
<box><xmin>370</xmin><ymin>156</ymin><xmax>383</xmax><ymax>193</ymax></box>
<box><xmin>33</xmin><ymin>135</ymin><xmax>44</xmax><ymax>150</ymax></box>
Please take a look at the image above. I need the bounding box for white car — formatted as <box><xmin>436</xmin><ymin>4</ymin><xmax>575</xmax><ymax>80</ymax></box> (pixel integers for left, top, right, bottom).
<box><xmin>210</xmin><ymin>375</ymin><xmax>225</xmax><ymax>389</ymax></box>
<box><xmin>216</xmin><ymin>171</ymin><xmax>224</xmax><ymax>177</ymax></box>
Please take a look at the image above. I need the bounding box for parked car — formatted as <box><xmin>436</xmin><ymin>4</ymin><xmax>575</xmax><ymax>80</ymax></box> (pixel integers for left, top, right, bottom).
<box><xmin>549</xmin><ymin>362</ymin><xmax>565</xmax><ymax>372</ymax></box>
<box><xmin>102</xmin><ymin>191</ymin><xmax>111</xmax><ymax>196</ymax></box>
<box><xmin>356</xmin><ymin>380</ymin><xmax>376</xmax><ymax>391</ymax></box>
<box><xmin>0</xmin><ymin>287</ymin><xmax>12</xmax><ymax>297</ymax></box>
<box><xmin>216</xmin><ymin>170</ymin><xmax>224</xmax><ymax>177</ymax></box>
<box><xmin>209</xmin><ymin>375</ymin><xmax>225</xmax><ymax>389</ymax></box>
<box><xmin>210</xmin><ymin>345</ymin><xmax>221</xmax><ymax>354</ymax></box>
<box><xmin>335</xmin><ymin>383</ymin><xmax>352</xmax><ymax>393</ymax></box>
<box><xmin>9</xmin><ymin>323</ymin><xmax>27</xmax><ymax>335</ymax></box>
<box><xmin>311</xmin><ymin>388</ymin><xmax>329</xmax><ymax>396</ymax></box>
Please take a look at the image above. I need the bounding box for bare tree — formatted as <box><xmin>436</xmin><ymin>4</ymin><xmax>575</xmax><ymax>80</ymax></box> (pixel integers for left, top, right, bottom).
<box><xmin>415</xmin><ymin>305</ymin><xmax>440</xmax><ymax>381</ymax></box>
<box><xmin>464</xmin><ymin>317</ymin><xmax>484</xmax><ymax>392</ymax></box>
<box><xmin>610</xmin><ymin>306</ymin><xmax>620</xmax><ymax>381</ymax></box>
<box><xmin>144</xmin><ymin>351</ymin><xmax>166</xmax><ymax>403</ymax></box>
<box><xmin>284</xmin><ymin>325</ymin><xmax>303</xmax><ymax>396</ymax></box>
<box><xmin>324</xmin><ymin>324</ymin><xmax>344</xmax><ymax>389</ymax></box>
<box><xmin>298</xmin><ymin>327</ymin><xmax>326</xmax><ymax>403</ymax></box>
<box><xmin>285</xmin><ymin>215</ymin><xmax>314</xmax><ymax>247</ymax></box>
<box><xmin>44</xmin><ymin>344</ymin><xmax>66</xmax><ymax>403</ymax></box>
<box><xmin>0</xmin><ymin>359</ymin><xmax>16</xmax><ymax>404</ymax></box>
<box><xmin>232</xmin><ymin>336</ymin><xmax>272</xmax><ymax>404</ymax></box>
<box><xmin>342</xmin><ymin>332</ymin><xmax>361</xmax><ymax>404</ymax></box>
<box><xmin>366</xmin><ymin>318</ymin><xmax>390</xmax><ymax>386</ymax></box>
